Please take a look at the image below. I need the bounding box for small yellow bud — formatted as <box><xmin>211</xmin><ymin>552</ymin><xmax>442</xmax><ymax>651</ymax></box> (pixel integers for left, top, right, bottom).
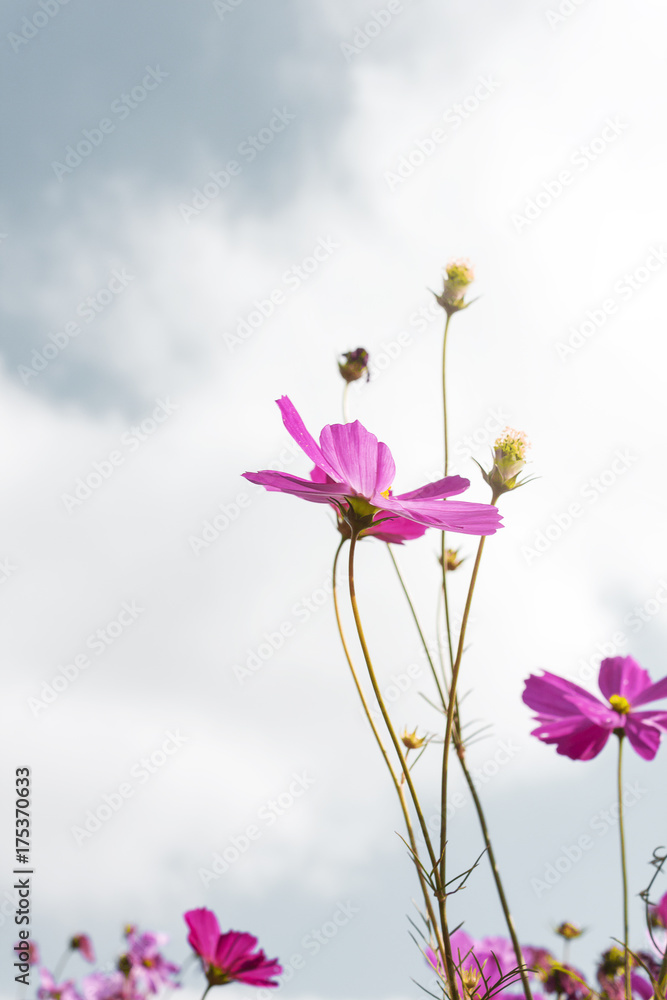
<box><xmin>401</xmin><ymin>727</ymin><xmax>426</xmax><ymax>750</ymax></box>
<box><xmin>555</xmin><ymin>921</ymin><xmax>584</xmax><ymax>940</ymax></box>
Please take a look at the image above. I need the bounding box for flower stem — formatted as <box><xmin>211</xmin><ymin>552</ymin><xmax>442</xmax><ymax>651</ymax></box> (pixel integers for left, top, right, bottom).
<box><xmin>457</xmin><ymin>752</ymin><xmax>533</xmax><ymax>1000</ymax></box>
<box><xmin>347</xmin><ymin>531</ymin><xmax>460</xmax><ymax>1000</ymax></box>
<box><xmin>199</xmin><ymin>984</ymin><xmax>212</xmax><ymax>1000</ymax></box>
<box><xmin>385</xmin><ymin>544</ymin><xmax>448</xmax><ymax>704</ymax></box>
<box><xmin>388</xmin><ymin>537</ymin><xmax>533</xmax><ymax>1000</ymax></box>
<box><xmin>332</xmin><ymin>540</ymin><xmax>447</xmax><ymax>964</ymax></box>
<box><xmin>442</xmin><ymin>313</ymin><xmax>451</xmax><ymax>476</ymax></box>
<box><xmin>440</xmin><ymin>536</ymin><xmax>485</xmax><ymax>886</ymax></box>
<box><xmin>617</xmin><ymin>734</ymin><xmax>631</xmax><ymax>1000</ymax></box>
<box><xmin>342</xmin><ymin>383</ymin><xmax>351</xmax><ymax>423</ymax></box>
<box><xmin>53</xmin><ymin>949</ymin><xmax>71</xmax><ymax>982</ymax></box>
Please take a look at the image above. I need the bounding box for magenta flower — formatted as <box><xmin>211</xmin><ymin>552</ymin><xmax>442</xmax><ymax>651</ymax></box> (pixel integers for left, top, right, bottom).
<box><xmin>242</xmin><ymin>397</ymin><xmax>502</xmax><ymax>536</ymax></box>
<box><xmin>38</xmin><ymin>970</ymin><xmax>83</xmax><ymax>1000</ymax></box>
<box><xmin>650</xmin><ymin>889</ymin><xmax>667</xmax><ymax>929</ymax></box>
<box><xmin>309</xmin><ymin>465</ymin><xmax>427</xmax><ymax>543</ymax></box>
<box><xmin>81</xmin><ymin>972</ymin><xmax>142</xmax><ymax>1000</ymax></box>
<box><xmin>15</xmin><ymin>939</ymin><xmax>40</xmax><ymax>965</ymax></box>
<box><xmin>71</xmin><ymin>935</ymin><xmax>96</xmax><ymax>963</ymax></box>
<box><xmin>184</xmin><ymin>908</ymin><xmax>281</xmax><ymax>988</ymax></box>
<box><xmin>425</xmin><ymin>930</ymin><xmax>528</xmax><ymax>997</ymax></box>
<box><xmin>123</xmin><ymin>930</ymin><xmax>179</xmax><ymax>993</ymax></box>
<box><xmin>523</xmin><ymin>656</ymin><xmax>667</xmax><ymax>761</ymax></box>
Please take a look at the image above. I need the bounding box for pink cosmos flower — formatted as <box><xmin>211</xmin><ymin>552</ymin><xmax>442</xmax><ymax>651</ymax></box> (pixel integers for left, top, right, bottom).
<box><xmin>309</xmin><ymin>465</ymin><xmax>427</xmax><ymax>543</ymax></box>
<box><xmin>184</xmin><ymin>908</ymin><xmax>281</xmax><ymax>988</ymax></box>
<box><xmin>38</xmin><ymin>970</ymin><xmax>83</xmax><ymax>1000</ymax></box>
<box><xmin>523</xmin><ymin>656</ymin><xmax>667</xmax><ymax>761</ymax></box>
<box><xmin>425</xmin><ymin>930</ymin><xmax>531</xmax><ymax>997</ymax></box>
<box><xmin>650</xmin><ymin>890</ymin><xmax>667</xmax><ymax>929</ymax></box>
<box><xmin>71</xmin><ymin>935</ymin><xmax>96</xmax><ymax>963</ymax></box>
<box><xmin>15</xmin><ymin>939</ymin><xmax>40</xmax><ymax>965</ymax></box>
<box><xmin>81</xmin><ymin>972</ymin><xmax>143</xmax><ymax>1000</ymax></box>
<box><xmin>242</xmin><ymin>397</ymin><xmax>502</xmax><ymax>536</ymax></box>
<box><xmin>123</xmin><ymin>930</ymin><xmax>179</xmax><ymax>993</ymax></box>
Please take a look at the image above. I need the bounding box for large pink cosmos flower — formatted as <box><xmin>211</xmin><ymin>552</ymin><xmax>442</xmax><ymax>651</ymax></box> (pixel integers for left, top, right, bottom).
<box><xmin>242</xmin><ymin>397</ymin><xmax>502</xmax><ymax>536</ymax></box>
<box><xmin>309</xmin><ymin>465</ymin><xmax>427</xmax><ymax>543</ymax></box>
<box><xmin>184</xmin><ymin>908</ymin><xmax>281</xmax><ymax>988</ymax></box>
<box><xmin>523</xmin><ymin>656</ymin><xmax>667</xmax><ymax>760</ymax></box>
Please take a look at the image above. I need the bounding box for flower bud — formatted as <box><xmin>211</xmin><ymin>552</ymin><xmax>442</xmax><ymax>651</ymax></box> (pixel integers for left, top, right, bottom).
<box><xmin>438</xmin><ymin>548</ymin><xmax>464</xmax><ymax>571</ymax></box>
<box><xmin>401</xmin><ymin>727</ymin><xmax>426</xmax><ymax>750</ymax></box>
<box><xmin>339</xmin><ymin>348</ymin><xmax>369</xmax><ymax>383</ymax></box>
<box><xmin>476</xmin><ymin>428</ymin><xmax>531</xmax><ymax>502</ymax></box>
<box><xmin>433</xmin><ymin>259</ymin><xmax>475</xmax><ymax>316</ymax></box>
<box><xmin>556</xmin><ymin>922</ymin><xmax>584</xmax><ymax>941</ymax></box>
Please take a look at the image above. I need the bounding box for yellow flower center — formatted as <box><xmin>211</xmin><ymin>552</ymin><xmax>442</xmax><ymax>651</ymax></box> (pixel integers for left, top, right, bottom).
<box><xmin>609</xmin><ymin>694</ymin><xmax>630</xmax><ymax>714</ymax></box>
<box><xmin>380</xmin><ymin>487</ymin><xmax>392</xmax><ymax>499</ymax></box>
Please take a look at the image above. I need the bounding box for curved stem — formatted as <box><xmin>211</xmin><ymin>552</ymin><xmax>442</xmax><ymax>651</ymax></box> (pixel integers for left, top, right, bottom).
<box><xmin>440</xmin><ymin>536</ymin><xmax>485</xmax><ymax>879</ymax></box>
<box><xmin>458</xmin><ymin>753</ymin><xmax>533</xmax><ymax>1000</ymax></box>
<box><xmin>617</xmin><ymin>735</ymin><xmax>631</xmax><ymax>1000</ymax></box>
<box><xmin>53</xmin><ymin>949</ymin><xmax>71</xmax><ymax>982</ymax></box>
<box><xmin>342</xmin><ymin>383</ymin><xmax>351</xmax><ymax>423</ymax></box>
<box><xmin>389</xmin><ymin>536</ymin><xmax>532</xmax><ymax>1000</ymax></box>
<box><xmin>347</xmin><ymin>531</ymin><xmax>459</xmax><ymax>1000</ymax></box>
<box><xmin>386</xmin><ymin>544</ymin><xmax>448</xmax><ymax>705</ymax></box>
<box><xmin>332</xmin><ymin>539</ymin><xmax>446</xmax><ymax>963</ymax></box>
<box><xmin>200</xmin><ymin>985</ymin><xmax>212</xmax><ymax>1000</ymax></box>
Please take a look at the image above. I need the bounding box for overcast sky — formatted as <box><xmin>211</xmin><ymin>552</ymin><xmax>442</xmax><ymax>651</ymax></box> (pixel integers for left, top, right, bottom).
<box><xmin>2</xmin><ymin>1</ymin><xmax>667</xmax><ymax>999</ymax></box>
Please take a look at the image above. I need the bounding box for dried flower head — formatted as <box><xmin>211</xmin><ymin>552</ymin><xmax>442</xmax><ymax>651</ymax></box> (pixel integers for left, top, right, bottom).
<box><xmin>338</xmin><ymin>348</ymin><xmax>369</xmax><ymax>383</ymax></box>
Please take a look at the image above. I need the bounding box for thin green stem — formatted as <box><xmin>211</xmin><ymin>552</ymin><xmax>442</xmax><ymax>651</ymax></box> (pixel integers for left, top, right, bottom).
<box><xmin>53</xmin><ymin>949</ymin><xmax>71</xmax><ymax>982</ymax></box>
<box><xmin>332</xmin><ymin>540</ymin><xmax>447</xmax><ymax>966</ymax></box>
<box><xmin>347</xmin><ymin>531</ymin><xmax>459</xmax><ymax>1000</ymax></box>
<box><xmin>389</xmin><ymin>534</ymin><xmax>532</xmax><ymax>1000</ymax></box>
<box><xmin>656</xmin><ymin>948</ymin><xmax>667</xmax><ymax>1000</ymax></box>
<box><xmin>442</xmin><ymin>314</ymin><xmax>451</xmax><ymax>476</ymax></box>
<box><xmin>458</xmin><ymin>752</ymin><xmax>534</xmax><ymax>1000</ymax></box>
<box><xmin>617</xmin><ymin>735</ymin><xmax>631</xmax><ymax>1000</ymax></box>
<box><xmin>199</xmin><ymin>984</ymin><xmax>212</xmax><ymax>1000</ymax></box>
<box><xmin>386</xmin><ymin>544</ymin><xmax>448</xmax><ymax>705</ymax></box>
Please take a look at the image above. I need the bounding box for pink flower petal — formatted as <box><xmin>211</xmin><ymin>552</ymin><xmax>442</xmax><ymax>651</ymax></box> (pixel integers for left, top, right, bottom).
<box><xmin>276</xmin><ymin>397</ymin><xmax>340</xmax><ymax>480</ymax></box>
<box><xmin>243</xmin><ymin>470</ymin><xmax>351</xmax><ymax>503</ymax></box>
<box><xmin>632</xmin><ymin>674</ymin><xmax>667</xmax><ymax>707</ymax></box>
<box><xmin>214</xmin><ymin>930</ymin><xmax>258</xmax><ymax>971</ymax></box>
<box><xmin>319</xmin><ymin>421</ymin><xmax>395</xmax><ymax>496</ymax></box>
<box><xmin>184</xmin><ymin>909</ymin><xmax>221</xmax><ymax>965</ymax></box>
<box><xmin>598</xmin><ymin>657</ymin><xmax>653</xmax><ymax>704</ymax></box>
<box><xmin>395</xmin><ymin>476</ymin><xmax>470</xmax><ymax>501</ymax></box>
<box><xmin>378</xmin><ymin>496</ymin><xmax>502</xmax><ymax>534</ymax></box>
<box><xmin>624</xmin><ymin>714</ymin><xmax>667</xmax><ymax>760</ymax></box>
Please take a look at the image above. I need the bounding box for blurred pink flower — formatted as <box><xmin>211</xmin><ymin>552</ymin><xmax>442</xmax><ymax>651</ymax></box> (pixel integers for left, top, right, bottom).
<box><xmin>38</xmin><ymin>970</ymin><xmax>83</xmax><ymax>1000</ymax></box>
<box><xmin>523</xmin><ymin>657</ymin><xmax>667</xmax><ymax>760</ymax></box>
<box><xmin>124</xmin><ymin>930</ymin><xmax>179</xmax><ymax>993</ymax></box>
<box><xmin>184</xmin><ymin>908</ymin><xmax>281</xmax><ymax>988</ymax></box>
<box><xmin>71</xmin><ymin>935</ymin><xmax>96</xmax><ymax>963</ymax></box>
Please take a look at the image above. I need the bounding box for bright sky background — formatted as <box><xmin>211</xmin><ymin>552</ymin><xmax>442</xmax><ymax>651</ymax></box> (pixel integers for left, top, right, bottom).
<box><xmin>2</xmin><ymin>1</ymin><xmax>667</xmax><ymax>999</ymax></box>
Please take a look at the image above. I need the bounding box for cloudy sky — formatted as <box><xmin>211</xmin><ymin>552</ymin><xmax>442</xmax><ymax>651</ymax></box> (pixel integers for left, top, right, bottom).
<box><xmin>2</xmin><ymin>1</ymin><xmax>667</xmax><ymax>998</ymax></box>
